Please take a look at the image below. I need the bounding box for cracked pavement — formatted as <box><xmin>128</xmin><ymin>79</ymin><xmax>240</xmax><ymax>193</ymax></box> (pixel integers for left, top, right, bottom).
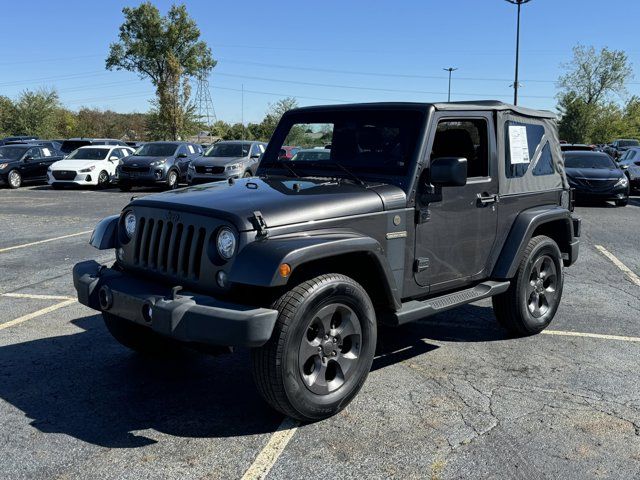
<box><xmin>1</xmin><ymin>187</ymin><xmax>639</xmax><ymax>479</ymax></box>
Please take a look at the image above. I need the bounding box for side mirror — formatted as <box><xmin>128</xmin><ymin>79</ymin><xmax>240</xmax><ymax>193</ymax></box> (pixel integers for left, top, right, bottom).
<box><xmin>23</xmin><ymin>155</ymin><xmax>33</xmax><ymax>162</ymax></box>
<box><xmin>177</xmin><ymin>153</ymin><xmax>188</xmax><ymax>158</ymax></box>
<box><xmin>620</xmin><ymin>164</ymin><xmax>629</xmax><ymax>170</ymax></box>
<box><xmin>430</xmin><ymin>157</ymin><xmax>467</xmax><ymax>187</ymax></box>
<box><xmin>250</xmin><ymin>153</ymin><xmax>261</xmax><ymax>159</ymax></box>
<box><xmin>109</xmin><ymin>156</ymin><xmax>118</xmax><ymax>161</ymax></box>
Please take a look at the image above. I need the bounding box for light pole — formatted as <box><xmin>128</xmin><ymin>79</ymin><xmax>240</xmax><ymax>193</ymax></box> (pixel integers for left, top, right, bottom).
<box><xmin>443</xmin><ymin>67</ymin><xmax>457</xmax><ymax>102</ymax></box>
<box><xmin>505</xmin><ymin>0</ymin><xmax>531</xmax><ymax>105</ymax></box>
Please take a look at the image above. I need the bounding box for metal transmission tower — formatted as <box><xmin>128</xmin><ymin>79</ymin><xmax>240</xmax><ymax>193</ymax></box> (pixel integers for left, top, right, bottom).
<box><xmin>194</xmin><ymin>70</ymin><xmax>217</xmax><ymax>132</ymax></box>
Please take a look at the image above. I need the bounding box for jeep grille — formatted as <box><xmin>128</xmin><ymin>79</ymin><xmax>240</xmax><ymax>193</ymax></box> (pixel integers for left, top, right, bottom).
<box><xmin>133</xmin><ymin>216</ymin><xmax>207</xmax><ymax>281</ymax></box>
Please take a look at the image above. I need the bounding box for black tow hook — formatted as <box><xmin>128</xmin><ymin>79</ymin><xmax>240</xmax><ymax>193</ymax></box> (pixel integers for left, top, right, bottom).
<box><xmin>170</xmin><ymin>286</ymin><xmax>183</xmax><ymax>300</ymax></box>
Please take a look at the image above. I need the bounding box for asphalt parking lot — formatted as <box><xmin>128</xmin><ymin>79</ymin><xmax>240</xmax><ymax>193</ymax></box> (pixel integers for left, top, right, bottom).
<box><xmin>1</xmin><ymin>185</ymin><xmax>639</xmax><ymax>480</ymax></box>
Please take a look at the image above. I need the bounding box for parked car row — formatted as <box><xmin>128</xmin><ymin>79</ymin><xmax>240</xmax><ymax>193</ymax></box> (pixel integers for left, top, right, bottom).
<box><xmin>0</xmin><ymin>138</ymin><xmax>272</xmax><ymax>190</ymax></box>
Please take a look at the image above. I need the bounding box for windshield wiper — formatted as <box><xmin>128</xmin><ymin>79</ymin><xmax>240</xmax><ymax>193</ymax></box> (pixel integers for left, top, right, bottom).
<box><xmin>319</xmin><ymin>162</ymin><xmax>367</xmax><ymax>187</ymax></box>
<box><xmin>266</xmin><ymin>159</ymin><xmax>299</xmax><ymax>178</ymax></box>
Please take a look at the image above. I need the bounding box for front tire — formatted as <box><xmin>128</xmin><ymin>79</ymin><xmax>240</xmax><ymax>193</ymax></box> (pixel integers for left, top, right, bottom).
<box><xmin>252</xmin><ymin>274</ymin><xmax>377</xmax><ymax>421</ymax></box>
<box><xmin>492</xmin><ymin>235</ymin><xmax>563</xmax><ymax>336</ymax></box>
<box><xmin>97</xmin><ymin>170</ymin><xmax>110</xmax><ymax>189</ymax></box>
<box><xmin>615</xmin><ymin>198</ymin><xmax>628</xmax><ymax>207</ymax></box>
<box><xmin>103</xmin><ymin>312</ymin><xmax>178</xmax><ymax>356</ymax></box>
<box><xmin>166</xmin><ymin>169</ymin><xmax>179</xmax><ymax>190</ymax></box>
<box><xmin>7</xmin><ymin>169</ymin><xmax>22</xmax><ymax>189</ymax></box>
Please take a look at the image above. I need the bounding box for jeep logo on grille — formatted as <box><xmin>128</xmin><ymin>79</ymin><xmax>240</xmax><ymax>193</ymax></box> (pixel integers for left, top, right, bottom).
<box><xmin>164</xmin><ymin>211</ymin><xmax>180</xmax><ymax>223</ymax></box>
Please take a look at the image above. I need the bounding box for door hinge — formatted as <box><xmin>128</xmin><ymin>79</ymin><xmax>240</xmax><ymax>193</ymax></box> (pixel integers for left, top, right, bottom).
<box><xmin>414</xmin><ymin>257</ymin><xmax>430</xmax><ymax>272</ymax></box>
<box><xmin>415</xmin><ymin>208</ymin><xmax>430</xmax><ymax>224</ymax></box>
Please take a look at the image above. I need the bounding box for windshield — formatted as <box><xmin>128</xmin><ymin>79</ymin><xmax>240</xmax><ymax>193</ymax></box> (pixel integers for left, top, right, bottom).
<box><xmin>0</xmin><ymin>146</ymin><xmax>28</xmax><ymax>160</ymax></box>
<box><xmin>619</xmin><ymin>140</ymin><xmax>639</xmax><ymax>148</ymax></box>
<box><xmin>564</xmin><ymin>154</ymin><xmax>617</xmax><ymax>169</ymax></box>
<box><xmin>60</xmin><ymin>140</ymin><xmax>90</xmax><ymax>154</ymax></box>
<box><xmin>205</xmin><ymin>143</ymin><xmax>250</xmax><ymax>157</ymax></box>
<box><xmin>67</xmin><ymin>148</ymin><xmax>110</xmax><ymax>160</ymax></box>
<box><xmin>291</xmin><ymin>149</ymin><xmax>331</xmax><ymax>162</ymax></box>
<box><xmin>135</xmin><ymin>143</ymin><xmax>178</xmax><ymax>157</ymax></box>
<box><xmin>258</xmin><ymin>109</ymin><xmax>424</xmax><ymax>189</ymax></box>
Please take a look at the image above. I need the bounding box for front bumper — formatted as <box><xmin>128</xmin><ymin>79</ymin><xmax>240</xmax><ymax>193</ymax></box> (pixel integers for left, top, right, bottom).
<box><xmin>48</xmin><ymin>171</ymin><xmax>98</xmax><ymax>185</ymax></box>
<box><xmin>73</xmin><ymin>260</ymin><xmax>278</xmax><ymax>347</ymax></box>
<box><xmin>118</xmin><ymin>168</ymin><xmax>168</xmax><ymax>185</ymax></box>
<box><xmin>571</xmin><ymin>184</ymin><xmax>628</xmax><ymax>200</ymax></box>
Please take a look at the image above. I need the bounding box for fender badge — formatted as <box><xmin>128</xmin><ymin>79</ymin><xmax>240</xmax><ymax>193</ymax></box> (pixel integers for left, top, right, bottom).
<box><xmin>165</xmin><ymin>211</ymin><xmax>180</xmax><ymax>223</ymax></box>
<box><xmin>393</xmin><ymin>215</ymin><xmax>402</xmax><ymax>226</ymax></box>
<box><xmin>386</xmin><ymin>231</ymin><xmax>407</xmax><ymax>240</ymax></box>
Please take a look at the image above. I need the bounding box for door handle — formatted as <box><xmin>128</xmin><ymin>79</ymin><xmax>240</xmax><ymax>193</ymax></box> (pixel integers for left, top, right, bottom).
<box><xmin>476</xmin><ymin>193</ymin><xmax>499</xmax><ymax>207</ymax></box>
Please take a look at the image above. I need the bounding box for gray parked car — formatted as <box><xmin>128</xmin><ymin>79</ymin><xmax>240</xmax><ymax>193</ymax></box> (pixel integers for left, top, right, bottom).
<box><xmin>73</xmin><ymin>101</ymin><xmax>580</xmax><ymax>421</ymax></box>
<box><xmin>187</xmin><ymin>140</ymin><xmax>266</xmax><ymax>185</ymax></box>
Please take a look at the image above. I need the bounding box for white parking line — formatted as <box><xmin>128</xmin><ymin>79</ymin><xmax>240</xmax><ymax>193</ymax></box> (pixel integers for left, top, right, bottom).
<box><xmin>595</xmin><ymin>245</ymin><xmax>640</xmax><ymax>287</ymax></box>
<box><xmin>0</xmin><ymin>299</ymin><xmax>76</xmax><ymax>331</ymax></box>
<box><xmin>542</xmin><ymin>329</ymin><xmax>640</xmax><ymax>342</ymax></box>
<box><xmin>241</xmin><ymin>417</ymin><xmax>299</xmax><ymax>480</ymax></box>
<box><xmin>0</xmin><ymin>292</ymin><xmax>74</xmax><ymax>301</ymax></box>
<box><xmin>0</xmin><ymin>230</ymin><xmax>92</xmax><ymax>254</ymax></box>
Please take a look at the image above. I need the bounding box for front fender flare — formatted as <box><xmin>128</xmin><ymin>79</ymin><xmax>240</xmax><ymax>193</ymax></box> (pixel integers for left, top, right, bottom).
<box><xmin>229</xmin><ymin>231</ymin><xmax>401</xmax><ymax>309</ymax></box>
<box><xmin>89</xmin><ymin>215</ymin><xmax>119</xmax><ymax>250</ymax></box>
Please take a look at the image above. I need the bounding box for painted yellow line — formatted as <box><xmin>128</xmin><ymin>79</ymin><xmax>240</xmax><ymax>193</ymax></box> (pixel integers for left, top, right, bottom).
<box><xmin>595</xmin><ymin>244</ymin><xmax>640</xmax><ymax>287</ymax></box>
<box><xmin>0</xmin><ymin>230</ymin><xmax>92</xmax><ymax>254</ymax></box>
<box><xmin>0</xmin><ymin>299</ymin><xmax>76</xmax><ymax>331</ymax></box>
<box><xmin>241</xmin><ymin>417</ymin><xmax>299</xmax><ymax>480</ymax></box>
<box><xmin>542</xmin><ymin>329</ymin><xmax>640</xmax><ymax>343</ymax></box>
<box><xmin>0</xmin><ymin>292</ymin><xmax>74</xmax><ymax>301</ymax></box>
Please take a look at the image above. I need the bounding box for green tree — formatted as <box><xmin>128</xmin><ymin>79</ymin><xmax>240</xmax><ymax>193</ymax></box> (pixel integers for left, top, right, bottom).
<box><xmin>0</xmin><ymin>96</ymin><xmax>16</xmax><ymax>136</ymax></box>
<box><xmin>106</xmin><ymin>2</ymin><xmax>215</xmax><ymax>140</ymax></box>
<box><xmin>558</xmin><ymin>45</ymin><xmax>632</xmax><ymax>105</ymax></box>
<box><xmin>13</xmin><ymin>88</ymin><xmax>62</xmax><ymax>138</ymax></box>
<box><xmin>258</xmin><ymin>97</ymin><xmax>299</xmax><ymax>141</ymax></box>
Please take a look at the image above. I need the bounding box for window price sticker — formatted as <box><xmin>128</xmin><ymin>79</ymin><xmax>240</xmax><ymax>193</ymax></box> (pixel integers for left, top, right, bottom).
<box><xmin>509</xmin><ymin>125</ymin><xmax>530</xmax><ymax>164</ymax></box>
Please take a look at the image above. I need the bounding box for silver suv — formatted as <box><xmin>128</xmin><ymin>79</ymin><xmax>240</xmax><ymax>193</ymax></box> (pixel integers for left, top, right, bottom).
<box><xmin>187</xmin><ymin>140</ymin><xmax>266</xmax><ymax>184</ymax></box>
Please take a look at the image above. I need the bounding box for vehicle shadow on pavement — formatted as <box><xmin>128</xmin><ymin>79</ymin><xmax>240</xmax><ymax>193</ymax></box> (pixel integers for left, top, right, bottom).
<box><xmin>372</xmin><ymin>304</ymin><xmax>507</xmax><ymax>371</ymax></box>
<box><xmin>0</xmin><ymin>314</ymin><xmax>282</xmax><ymax>448</ymax></box>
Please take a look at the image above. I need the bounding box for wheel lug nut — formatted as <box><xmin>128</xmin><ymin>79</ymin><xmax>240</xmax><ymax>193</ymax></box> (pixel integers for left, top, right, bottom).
<box><xmin>332</xmin><ymin>338</ymin><xmax>337</xmax><ymax>343</ymax></box>
<box><xmin>317</xmin><ymin>346</ymin><xmax>322</xmax><ymax>352</ymax></box>
<box><xmin>324</xmin><ymin>335</ymin><xmax>329</xmax><ymax>340</ymax></box>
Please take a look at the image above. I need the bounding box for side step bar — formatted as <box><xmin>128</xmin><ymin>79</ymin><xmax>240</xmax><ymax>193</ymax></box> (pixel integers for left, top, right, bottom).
<box><xmin>380</xmin><ymin>281</ymin><xmax>510</xmax><ymax>326</ymax></box>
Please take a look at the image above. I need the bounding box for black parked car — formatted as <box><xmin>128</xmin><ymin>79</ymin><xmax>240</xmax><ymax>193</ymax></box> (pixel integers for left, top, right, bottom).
<box><xmin>564</xmin><ymin>151</ymin><xmax>629</xmax><ymax>206</ymax></box>
<box><xmin>60</xmin><ymin>138</ymin><xmax>128</xmax><ymax>156</ymax></box>
<box><xmin>74</xmin><ymin>101</ymin><xmax>580</xmax><ymax>421</ymax></box>
<box><xmin>116</xmin><ymin>141</ymin><xmax>201</xmax><ymax>191</ymax></box>
<box><xmin>5</xmin><ymin>139</ymin><xmax>63</xmax><ymax>153</ymax></box>
<box><xmin>0</xmin><ymin>135</ymin><xmax>38</xmax><ymax>146</ymax></box>
<box><xmin>603</xmin><ymin>139</ymin><xmax>640</xmax><ymax>160</ymax></box>
<box><xmin>0</xmin><ymin>144</ymin><xmax>63</xmax><ymax>188</ymax></box>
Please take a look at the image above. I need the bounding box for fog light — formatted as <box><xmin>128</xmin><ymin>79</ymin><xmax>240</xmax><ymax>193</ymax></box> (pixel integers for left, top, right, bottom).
<box><xmin>279</xmin><ymin>263</ymin><xmax>291</xmax><ymax>278</ymax></box>
<box><xmin>216</xmin><ymin>270</ymin><xmax>228</xmax><ymax>288</ymax></box>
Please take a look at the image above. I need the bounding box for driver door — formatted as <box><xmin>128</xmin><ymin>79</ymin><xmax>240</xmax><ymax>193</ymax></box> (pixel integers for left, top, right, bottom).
<box><xmin>414</xmin><ymin>113</ymin><xmax>498</xmax><ymax>293</ymax></box>
<box><xmin>21</xmin><ymin>147</ymin><xmax>43</xmax><ymax>180</ymax></box>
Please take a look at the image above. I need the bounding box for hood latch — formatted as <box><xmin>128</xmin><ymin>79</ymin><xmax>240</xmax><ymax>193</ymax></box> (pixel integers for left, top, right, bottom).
<box><xmin>252</xmin><ymin>210</ymin><xmax>269</xmax><ymax>238</ymax></box>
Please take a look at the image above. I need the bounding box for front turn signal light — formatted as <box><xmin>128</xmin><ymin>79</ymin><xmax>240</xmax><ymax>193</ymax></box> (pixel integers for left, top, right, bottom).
<box><xmin>279</xmin><ymin>263</ymin><xmax>291</xmax><ymax>278</ymax></box>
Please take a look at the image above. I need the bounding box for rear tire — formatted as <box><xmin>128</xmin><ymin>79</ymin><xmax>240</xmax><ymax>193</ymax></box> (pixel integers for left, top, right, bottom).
<box><xmin>243</xmin><ymin>171</ymin><xmax>252</xmax><ymax>178</ymax></box>
<box><xmin>615</xmin><ymin>198</ymin><xmax>628</xmax><ymax>207</ymax></box>
<box><xmin>492</xmin><ymin>235</ymin><xmax>563</xmax><ymax>336</ymax></box>
<box><xmin>7</xmin><ymin>169</ymin><xmax>21</xmax><ymax>189</ymax></box>
<box><xmin>251</xmin><ymin>274</ymin><xmax>377</xmax><ymax>421</ymax></box>
<box><xmin>103</xmin><ymin>312</ymin><xmax>179</xmax><ymax>356</ymax></box>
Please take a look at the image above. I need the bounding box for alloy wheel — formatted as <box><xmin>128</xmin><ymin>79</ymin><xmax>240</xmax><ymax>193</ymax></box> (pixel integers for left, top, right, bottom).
<box><xmin>298</xmin><ymin>302</ymin><xmax>362</xmax><ymax>395</ymax></box>
<box><xmin>526</xmin><ymin>255</ymin><xmax>558</xmax><ymax>318</ymax></box>
<box><xmin>8</xmin><ymin>170</ymin><xmax>21</xmax><ymax>188</ymax></box>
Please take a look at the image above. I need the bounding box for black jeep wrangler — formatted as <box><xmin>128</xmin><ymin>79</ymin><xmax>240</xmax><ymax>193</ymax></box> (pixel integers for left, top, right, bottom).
<box><xmin>73</xmin><ymin>101</ymin><xmax>580</xmax><ymax>421</ymax></box>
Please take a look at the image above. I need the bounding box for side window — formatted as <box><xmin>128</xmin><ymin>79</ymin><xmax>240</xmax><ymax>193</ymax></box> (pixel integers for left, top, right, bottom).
<box><xmin>629</xmin><ymin>151</ymin><xmax>637</xmax><ymax>160</ymax></box>
<box><xmin>250</xmin><ymin>143</ymin><xmax>262</xmax><ymax>157</ymax></box>
<box><xmin>532</xmin><ymin>143</ymin><xmax>555</xmax><ymax>176</ymax></box>
<box><xmin>176</xmin><ymin>145</ymin><xmax>187</xmax><ymax>156</ymax></box>
<box><xmin>111</xmin><ymin>149</ymin><xmax>123</xmax><ymax>159</ymax></box>
<box><xmin>504</xmin><ymin>122</ymin><xmax>546</xmax><ymax>178</ymax></box>
<box><xmin>27</xmin><ymin>147</ymin><xmax>41</xmax><ymax>159</ymax></box>
<box><xmin>187</xmin><ymin>144</ymin><xmax>195</xmax><ymax>154</ymax></box>
<box><xmin>259</xmin><ymin>144</ymin><xmax>266</xmax><ymax>154</ymax></box>
<box><xmin>41</xmin><ymin>148</ymin><xmax>52</xmax><ymax>157</ymax></box>
<box><xmin>431</xmin><ymin>119</ymin><xmax>489</xmax><ymax>178</ymax></box>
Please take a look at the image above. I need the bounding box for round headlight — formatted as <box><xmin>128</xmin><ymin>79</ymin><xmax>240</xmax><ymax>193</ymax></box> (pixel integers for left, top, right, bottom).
<box><xmin>216</xmin><ymin>227</ymin><xmax>236</xmax><ymax>259</ymax></box>
<box><xmin>124</xmin><ymin>211</ymin><xmax>136</xmax><ymax>238</ymax></box>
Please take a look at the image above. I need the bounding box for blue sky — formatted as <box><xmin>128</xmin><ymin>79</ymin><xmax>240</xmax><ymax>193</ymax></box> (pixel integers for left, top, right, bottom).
<box><xmin>1</xmin><ymin>0</ymin><xmax>639</xmax><ymax>123</ymax></box>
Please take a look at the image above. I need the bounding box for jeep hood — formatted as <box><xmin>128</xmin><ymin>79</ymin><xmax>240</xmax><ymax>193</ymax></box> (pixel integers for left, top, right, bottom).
<box><xmin>130</xmin><ymin>177</ymin><xmax>405</xmax><ymax>231</ymax></box>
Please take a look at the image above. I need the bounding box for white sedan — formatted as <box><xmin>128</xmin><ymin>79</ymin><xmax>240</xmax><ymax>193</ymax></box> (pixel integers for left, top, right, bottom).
<box><xmin>48</xmin><ymin>145</ymin><xmax>134</xmax><ymax>189</ymax></box>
